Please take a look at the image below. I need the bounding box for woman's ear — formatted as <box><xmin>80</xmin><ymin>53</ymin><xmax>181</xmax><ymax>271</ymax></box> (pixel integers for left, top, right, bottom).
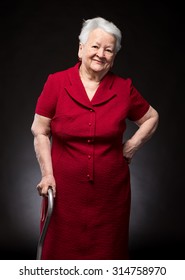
<box><xmin>78</xmin><ymin>43</ymin><xmax>83</xmax><ymax>61</ymax></box>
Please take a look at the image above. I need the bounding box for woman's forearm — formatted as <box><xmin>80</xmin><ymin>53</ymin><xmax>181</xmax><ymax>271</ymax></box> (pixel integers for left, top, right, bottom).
<box><xmin>130</xmin><ymin>113</ymin><xmax>159</xmax><ymax>150</ymax></box>
<box><xmin>31</xmin><ymin>114</ymin><xmax>56</xmax><ymax>196</ymax></box>
<box><xmin>34</xmin><ymin>134</ymin><xmax>53</xmax><ymax>178</ymax></box>
<box><xmin>123</xmin><ymin>107</ymin><xmax>159</xmax><ymax>163</ymax></box>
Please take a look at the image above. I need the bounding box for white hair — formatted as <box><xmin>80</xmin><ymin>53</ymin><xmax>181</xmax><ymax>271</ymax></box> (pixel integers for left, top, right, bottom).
<box><xmin>78</xmin><ymin>17</ymin><xmax>122</xmax><ymax>53</ymax></box>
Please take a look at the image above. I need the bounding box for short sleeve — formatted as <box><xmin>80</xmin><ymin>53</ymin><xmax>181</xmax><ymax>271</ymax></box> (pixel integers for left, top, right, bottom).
<box><xmin>127</xmin><ymin>81</ymin><xmax>150</xmax><ymax>121</ymax></box>
<box><xmin>35</xmin><ymin>74</ymin><xmax>59</xmax><ymax>119</ymax></box>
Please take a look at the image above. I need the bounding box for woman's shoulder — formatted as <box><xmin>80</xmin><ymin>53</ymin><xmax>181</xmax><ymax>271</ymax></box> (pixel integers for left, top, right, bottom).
<box><xmin>111</xmin><ymin>71</ymin><xmax>132</xmax><ymax>83</ymax></box>
<box><xmin>109</xmin><ymin>71</ymin><xmax>133</xmax><ymax>89</ymax></box>
<box><xmin>46</xmin><ymin>63</ymin><xmax>78</xmax><ymax>81</ymax></box>
<box><xmin>47</xmin><ymin>68</ymin><xmax>68</xmax><ymax>80</ymax></box>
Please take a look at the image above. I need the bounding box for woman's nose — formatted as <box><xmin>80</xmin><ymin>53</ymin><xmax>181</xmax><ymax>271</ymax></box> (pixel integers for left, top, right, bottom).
<box><xmin>96</xmin><ymin>48</ymin><xmax>105</xmax><ymax>57</ymax></box>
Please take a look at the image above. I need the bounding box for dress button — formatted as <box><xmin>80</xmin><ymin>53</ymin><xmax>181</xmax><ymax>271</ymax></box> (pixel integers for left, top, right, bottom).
<box><xmin>87</xmin><ymin>139</ymin><xmax>91</xmax><ymax>143</ymax></box>
<box><xmin>87</xmin><ymin>174</ymin><xmax>90</xmax><ymax>178</ymax></box>
<box><xmin>88</xmin><ymin>155</ymin><xmax>91</xmax><ymax>159</ymax></box>
<box><xmin>88</xmin><ymin>122</ymin><xmax>92</xmax><ymax>126</ymax></box>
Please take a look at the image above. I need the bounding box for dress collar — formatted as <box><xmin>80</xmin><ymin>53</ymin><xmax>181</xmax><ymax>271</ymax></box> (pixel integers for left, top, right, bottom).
<box><xmin>65</xmin><ymin>62</ymin><xmax>117</xmax><ymax>108</ymax></box>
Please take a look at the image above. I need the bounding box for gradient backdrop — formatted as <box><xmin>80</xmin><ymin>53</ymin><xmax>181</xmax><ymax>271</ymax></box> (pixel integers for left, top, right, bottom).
<box><xmin>1</xmin><ymin>0</ymin><xmax>184</xmax><ymax>260</ymax></box>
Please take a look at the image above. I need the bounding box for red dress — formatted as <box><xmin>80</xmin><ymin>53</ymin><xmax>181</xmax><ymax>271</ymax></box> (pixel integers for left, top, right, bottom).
<box><xmin>35</xmin><ymin>62</ymin><xmax>149</xmax><ymax>260</ymax></box>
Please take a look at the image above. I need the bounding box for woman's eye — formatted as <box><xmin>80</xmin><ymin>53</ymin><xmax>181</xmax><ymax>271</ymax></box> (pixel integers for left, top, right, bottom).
<box><xmin>106</xmin><ymin>49</ymin><xmax>113</xmax><ymax>53</ymax></box>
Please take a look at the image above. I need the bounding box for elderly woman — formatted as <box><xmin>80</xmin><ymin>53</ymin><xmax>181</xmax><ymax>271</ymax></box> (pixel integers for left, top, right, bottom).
<box><xmin>31</xmin><ymin>17</ymin><xmax>159</xmax><ymax>260</ymax></box>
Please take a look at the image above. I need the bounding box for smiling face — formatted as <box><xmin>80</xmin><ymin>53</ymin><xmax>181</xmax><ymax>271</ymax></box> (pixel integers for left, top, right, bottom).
<box><xmin>78</xmin><ymin>28</ymin><xmax>117</xmax><ymax>77</ymax></box>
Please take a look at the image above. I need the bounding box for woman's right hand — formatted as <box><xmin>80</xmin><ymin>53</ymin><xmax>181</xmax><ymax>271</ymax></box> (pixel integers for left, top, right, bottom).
<box><xmin>36</xmin><ymin>174</ymin><xmax>56</xmax><ymax>197</ymax></box>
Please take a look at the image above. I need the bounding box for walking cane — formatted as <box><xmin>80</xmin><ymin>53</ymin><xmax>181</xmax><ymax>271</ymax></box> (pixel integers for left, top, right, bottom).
<box><xmin>36</xmin><ymin>187</ymin><xmax>54</xmax><ymax>260</ymax></box>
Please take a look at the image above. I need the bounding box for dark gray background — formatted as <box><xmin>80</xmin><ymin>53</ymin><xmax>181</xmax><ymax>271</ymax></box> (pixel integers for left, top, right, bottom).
<box><xmin>1</xmin><ymin>0</ymin><xmax>184</xmax><ymax>259</ymax></box>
